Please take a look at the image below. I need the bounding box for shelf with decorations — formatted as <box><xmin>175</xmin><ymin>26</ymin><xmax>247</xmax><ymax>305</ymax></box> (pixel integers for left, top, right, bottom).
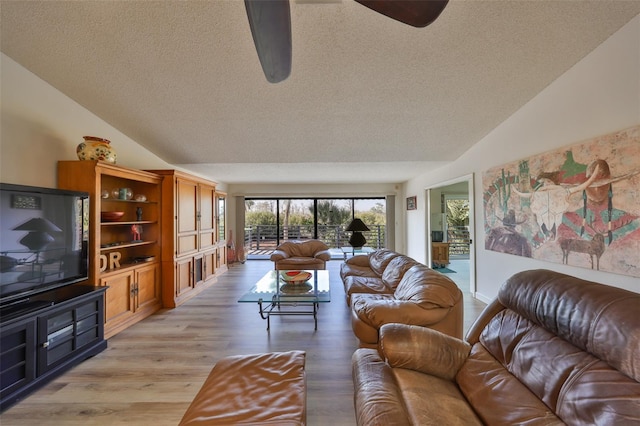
<box><xmin>57</xmin><ymin>160</ymin><xmax>163</xmax><ymax>338</ymax></box>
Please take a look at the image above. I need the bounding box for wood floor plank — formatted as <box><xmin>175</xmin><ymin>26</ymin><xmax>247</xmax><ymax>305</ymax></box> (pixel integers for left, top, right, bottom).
<box><xmin>1</xmin><ymin>258</ymin><xmax>485</xmax><ymax>426</ymax></box>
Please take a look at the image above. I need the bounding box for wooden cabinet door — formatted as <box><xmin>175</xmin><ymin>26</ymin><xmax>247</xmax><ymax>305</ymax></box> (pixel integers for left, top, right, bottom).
<box><xmin>198</xmin><ymin>183</ymin><xmax>216</xmax><ymax>251</ymax></box>
<box><xmin>135</xmin><ymin>263</ymin><xmax>160</xmax><ymax>312</ymax></box>
<box><xmin>432</xmin><ymin>243</ymin><xmax>450</xmax><ymax>266</ymax></box>
<box><xmin>202</xmin><ymin>250</ymin><xmax>215</xmax><ymax>282</ymax></box>
<box><xmin>100</xmin><ymin>271</ymin><xmax>135</xmax><ymax>330</ymax></box>
<box><xmin>176</xmin><ymin>257</ymin><xmax>194</xmax><ymax>297</ymax></box>
<box><xmin>213</xmin><ymin>245</ymin><xmax>227</xmax><ymax>272</ymax></box>
<box><xmin>176</xmin><ymin>178</ymin><xmax>198</xmax><ymax>256</ymax></box>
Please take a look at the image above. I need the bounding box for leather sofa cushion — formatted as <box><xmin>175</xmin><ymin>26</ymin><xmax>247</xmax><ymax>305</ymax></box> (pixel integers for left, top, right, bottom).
<box><xmin>457</xmin><ymin>343</ymin><xmax>564</xmax><ymax>425</ymax></box>
<box><xmin>466</xmin><ymin>305</ymin><xmax>640</xmax><ymax>424</ymax></box>
<box><xmin>380</xmin><ymin>255</ymin><xmax>418</xmax><ymax>290</ymax></box>
<box><xmin>343</xmin><ymin>275</ymin><xmax>391</xmax><ymax>305</ymax></box>
<box><xmin>340</xmin><ymin>262</ymin><xmax>379</xmax><ymax>280</ymax></box>
<box><xmin>275</xmin><ymin>257</ymin><xmax>326</xmax><ymax>269</ymax></box>
<box><xmin>394</xmin><ymin>368</ymin><xmax>483</xmax><ymax>425</ymax></box>
<box><xmin>368</xmin><ymin>249</ymin><xmax>401</xmax><ymax>276</ymax></box>
<box><xmin>352</xmin><ymin>349</ymin><xmax>482</xmax><ymax>426</ymax></box>
<box><xmin>499</xmin><ymin>269</ymin><xmax>640</xmax><ymax>382</ymax></box>
<box><xmin>394</xmin><ymin>265</ymin><xmax>461</xmax><ymax>308</ymax></box>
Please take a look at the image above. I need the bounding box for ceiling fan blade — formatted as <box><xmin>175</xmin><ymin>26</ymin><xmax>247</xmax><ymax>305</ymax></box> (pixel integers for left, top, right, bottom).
<box><xmin>354</xmin><ymin>0</ymin><xmax>448</xmax><ymax>28</ymax></box>
<box><xmin>245</xmin><ymin>0</ymin><xmax>292</xmax><ymax>83</ymax></box>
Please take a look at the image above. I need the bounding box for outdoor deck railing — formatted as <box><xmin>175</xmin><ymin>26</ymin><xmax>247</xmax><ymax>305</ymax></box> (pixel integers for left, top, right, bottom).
<box><xmin>447</xmin><ymin>226</ymin><xmax>471</xmax><ymax>255</ymax></box>
<box><xmin>242</xmin><ymin>224</ymin><xmax>469</xmax><ymax>256</ymax></box>
<box><xmin>243</xmin><ymin>224</ymin><xmax>385</xmax><ymax>251</ymax></box>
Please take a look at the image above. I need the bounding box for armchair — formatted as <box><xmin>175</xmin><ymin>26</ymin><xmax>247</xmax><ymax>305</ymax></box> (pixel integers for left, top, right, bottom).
<box><xmin>270</xmin><ymin>240</ymin><xmax>331</xmax><ymax>270</ymax></box>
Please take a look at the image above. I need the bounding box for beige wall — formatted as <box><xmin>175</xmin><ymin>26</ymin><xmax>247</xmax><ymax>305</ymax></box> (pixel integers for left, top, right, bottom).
<box><xmin>405</xmin><ymin>15</ymin><xmax>640</xmax><ymax>301</ymax></box>
<box><xmin>0</xmin><ymin>55</ymin><xmax>173</xmax><ymax>186</ymax></box>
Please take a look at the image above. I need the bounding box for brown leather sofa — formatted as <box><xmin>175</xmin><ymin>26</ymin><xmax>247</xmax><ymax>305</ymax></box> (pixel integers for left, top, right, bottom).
<box><xmin>270</xmin><ymin>239</ymin><xmax>331</xmax><ymax>270</ymax></box>
<box><xmin>341</xmin><ymin>249</ymin><xmax>463</xmax><ymax>347</ymax></box>
<box><xmin>352</xmin><ymin>269</ymin><xmax>640</xmax><ymax>425</ymax></box>
<box><xmin>341</xmin><ymin>249</ymin><xmax>417</xmax><ymax>304</ymax></box>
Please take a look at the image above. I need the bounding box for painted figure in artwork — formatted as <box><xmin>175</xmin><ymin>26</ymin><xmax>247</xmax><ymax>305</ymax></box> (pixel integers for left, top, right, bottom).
<box><xmin>558</xmin><ymin>159</ymin><xmax>640</xmax><ymax>270</ymax></box>
<box><xmin>510</xmin><ymin>161</ymin><xmax>601</xmax><ymax>242</ymax></box>
<box><xmin>482</xmin><ymin>125</ymin><xmax>640</xmax><ymax>278</ymax></box>
<box><xmin>485</xmin><ymin>209</ymin><xmax>532</xmax><ymax>257</ymax></box>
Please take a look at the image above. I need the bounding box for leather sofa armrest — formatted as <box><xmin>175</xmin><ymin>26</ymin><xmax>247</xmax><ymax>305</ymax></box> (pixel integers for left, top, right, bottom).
<box><xmin>464</xmin><ymin>298</ymin><xmax>504</xmax><ymax>344</ymax></box>
<box><xmin>344</xmin><ymin>254</ymin><xmax>371</xmax><ymax>266</ymax></box>
<box><xmin>314</xmin><ymin>249</ymin><xmax>331</xmax><ymax>261</ymax></box>
<box><xmin>353</xmin><ymin>298</ymin><xmax>450</xmax><ymax>328</ymax></box>
<box><xmin>270</xmin><ymin>250</ymin><xmax>289</xmax><ymax>261</ymax></box>
<box><xmin>379</xmin><ymin>323</ymin><xmax>471</xmax><ymax>381</ymax></box>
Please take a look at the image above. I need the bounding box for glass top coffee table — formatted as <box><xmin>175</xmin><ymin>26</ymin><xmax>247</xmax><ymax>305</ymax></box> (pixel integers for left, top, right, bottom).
<box><xmin>340</xmin><ymin>246</ymin><xmax>375</xmax><ymax>260</ymax></box>
<box><xmin>238</xmin><ymin>270</ymin><xmax>330</xmax><ymax>330</ymax></box>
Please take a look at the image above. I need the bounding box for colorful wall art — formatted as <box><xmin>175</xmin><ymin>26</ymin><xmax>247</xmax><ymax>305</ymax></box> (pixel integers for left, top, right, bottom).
<box><xmin>482</xmin><ymin>126</ymin><xmax>640</xmax><ymax>278</ymax></box>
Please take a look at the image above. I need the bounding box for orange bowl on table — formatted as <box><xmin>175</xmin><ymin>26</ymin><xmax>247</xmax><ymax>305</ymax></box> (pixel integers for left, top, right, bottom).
<box><xmin>280</xmin><ymin>270</ymin><xmax>312</xmax><ymax>284</ymax></box>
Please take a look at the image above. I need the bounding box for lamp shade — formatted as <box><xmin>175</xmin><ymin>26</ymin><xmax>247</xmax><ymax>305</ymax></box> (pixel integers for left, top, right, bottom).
<box><xmin>12</xmin><ymin>218</ymin><xmax>62</xmax><ymax>233</ymax></box>
<box><xmin>345</xmin><ymin>219</ymin><xmax>370</xmax><ymax>232</ymax></box>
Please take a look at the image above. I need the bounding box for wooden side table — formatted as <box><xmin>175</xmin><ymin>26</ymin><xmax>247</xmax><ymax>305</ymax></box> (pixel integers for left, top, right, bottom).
<box><xmin>431</xmin><ymin>242</ymin><xmax>450</xmax><ymax>267</ymax></box>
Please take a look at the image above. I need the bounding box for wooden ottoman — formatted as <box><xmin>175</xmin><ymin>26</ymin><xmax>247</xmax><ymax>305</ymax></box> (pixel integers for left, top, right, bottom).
<box><xmin>179</xmin><ymin>350</ymin><xmax>306</xmax><ymax>425</ymax></box>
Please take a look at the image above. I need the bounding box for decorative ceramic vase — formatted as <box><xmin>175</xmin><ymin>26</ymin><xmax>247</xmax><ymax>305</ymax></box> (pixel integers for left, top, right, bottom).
<box><xmin>118</xmin><ymin>188</ymin><xmax>133</xmax><ymax>200</ymax></box>
<box><xmin>77</xmin><ymin>136</ymin><xmax>117</xmax><ymax>163</ymax></box>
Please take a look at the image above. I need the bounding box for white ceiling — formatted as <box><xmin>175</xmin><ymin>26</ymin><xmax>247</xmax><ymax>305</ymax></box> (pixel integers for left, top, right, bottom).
<box><xmin>2</xmin><ymin>1</ymin><xmax>639</xmax><ymax>184</ymax></box>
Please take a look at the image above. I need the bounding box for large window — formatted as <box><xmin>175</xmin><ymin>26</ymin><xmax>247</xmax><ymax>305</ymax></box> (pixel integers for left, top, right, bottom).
<box><xmin>244</xmin><ymin>197</ymin><xmax>386</xmax><ymax>257</ymax></box>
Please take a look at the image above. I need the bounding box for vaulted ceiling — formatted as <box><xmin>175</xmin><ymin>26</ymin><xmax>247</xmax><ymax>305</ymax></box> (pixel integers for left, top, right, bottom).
<box><xmin>2</xmin><ymin>1</ymin><xmax>639</xmax><ymax>184</ymax></box>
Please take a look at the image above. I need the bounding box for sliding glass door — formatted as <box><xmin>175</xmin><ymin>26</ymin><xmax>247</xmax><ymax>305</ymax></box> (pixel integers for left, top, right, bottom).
<box><xmin>244</xmin><ymin>197</ymin><xmax>386</xmax><ymax>259</ymax></box>
<box><xmin>316</xmin><ymin>199</ymin><xmax>352</xmax><ymax>248</ymax></box>
<box><xmin>279</xmin><ymin>199</ymin><xmax>314</xmax><ymax>240</ymax></box>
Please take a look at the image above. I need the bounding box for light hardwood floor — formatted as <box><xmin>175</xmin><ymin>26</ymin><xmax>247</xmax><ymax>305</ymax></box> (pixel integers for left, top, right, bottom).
<box><xmin>1</xmin><ymin>259</ymin><xmax>486</xmax><ymax>426</ymax></box>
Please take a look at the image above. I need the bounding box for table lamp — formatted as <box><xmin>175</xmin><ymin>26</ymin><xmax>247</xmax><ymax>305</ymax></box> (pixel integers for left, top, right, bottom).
<box><xmin>346</xmin><ymin>218</ymin><xmax>370</xmax><ymax>249</ymax></box>
<box><xmin>13</xmin><ymin>217</ymin><xmax>62</xmax><ymax>251</ymax></box>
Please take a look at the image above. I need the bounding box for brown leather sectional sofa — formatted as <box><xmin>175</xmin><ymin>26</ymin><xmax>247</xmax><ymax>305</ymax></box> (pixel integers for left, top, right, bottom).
<box><xmin>352</xmin><ymin>269</ymin><xmax>640</xmax><ymax>425</ymax></box>
<box><xmin>340</xmin><ymin>249</ymin><xmax>463</xmax><ymax>348</ymax></box>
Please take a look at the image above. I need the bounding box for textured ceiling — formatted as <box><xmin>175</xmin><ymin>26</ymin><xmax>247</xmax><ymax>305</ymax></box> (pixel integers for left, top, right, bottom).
<box><xmin>2</xmin><ymin>1</ymin><xmax>639</xmax><ymax>184</ymax></box>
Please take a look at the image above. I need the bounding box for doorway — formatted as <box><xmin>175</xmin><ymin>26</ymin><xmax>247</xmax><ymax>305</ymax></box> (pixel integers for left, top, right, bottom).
<box><xmin>426</xmin><ymin>174</ymin><xmax>476</xmax><ymax>295</ymax></box>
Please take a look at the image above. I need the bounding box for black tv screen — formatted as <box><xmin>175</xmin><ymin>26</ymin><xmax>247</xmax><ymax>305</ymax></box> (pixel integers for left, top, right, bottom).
<box><xmin>0</xmin><ymin>183</ymin><xmax>89</xmax><ymax>306</ymax></box>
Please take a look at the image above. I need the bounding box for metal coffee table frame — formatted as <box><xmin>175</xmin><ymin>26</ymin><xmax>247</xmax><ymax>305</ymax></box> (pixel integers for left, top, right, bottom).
<box><xmin>238</xmin><ymin>270</ymin><xmax>330</xmax><ymax>331</ymax></box>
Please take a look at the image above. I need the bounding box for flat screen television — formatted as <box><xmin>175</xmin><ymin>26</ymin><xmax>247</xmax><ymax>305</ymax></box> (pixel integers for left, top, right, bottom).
<box><xmin>0</xmin><ymin>183</ymin><xmax>89</xmax><ymax>313</ymax></box>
